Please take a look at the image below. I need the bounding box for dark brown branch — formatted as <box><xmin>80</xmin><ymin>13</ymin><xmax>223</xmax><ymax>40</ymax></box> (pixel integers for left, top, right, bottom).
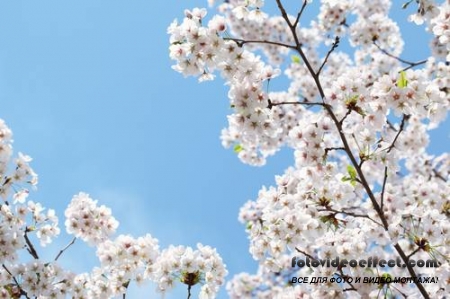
<box><xmin>373</xmin><ymin>41</ymin><xmax>427</xmax><ymax>71</ymax></box>
<box><xmin>381</xmin><ymin>115</ymin><xmax>408</xmax><ymax>209</ymax></box>
<box><xmin>317</xmin><ymin>208</ymin><xmax>383</xmax><ymax>227</ymax></box>
<box><xmin>380</xmin><ymin>167</ymin><xmax>388</xmax><ymax>211</ymax></box>
<box><xmin>277</xmin><ymin>0</ymin><xmax>386</xmax><ymax>226</ymax></box>
<box><xmin>324</xmin><ymin>147</ymin><xmax>346</xmax><ymax>156</ymax></box>
<box><xmin>387</xmin><ymin>125</ymin><xmax>447</xmax><ymax>184</ymax></box>
<box><xmin>275</xmin><ymin>1</ymin><xmax>430</xmax><ymax>297</ymax></box>
<box><xmin>339</xmin><ymin>109</ymin><xmax>353</xmax><ymax>125</ymax></box>
<box><xmin>275</xmin><ymin>0</ymin><xmax>326</xmax><ymax>101</ymax></box>
<box><xmin>337</xmin><ymin>271</ymin><xmax>358</xmax><ymax>292</ymax></box>
<box><xmin>54</xmin><ymin>237</ymin><xmax>76</xmax><ymax>261</ymax></box>
<box><xmin>394</xmin><ymin>243</ymin><xmax>428</xmax><ymax>294</ymax></box>
<box><xmin>433</xmin><ymin>169</ymin><xmax>447</xmax><ymax>182</ymax></box>
<box><xmin>317</xmin><ymin>36</ymin><xmax>340</xmax><ymax>76</ymax></box>
<box><xmin>392</xmin><ymin>285</ymin><xmax>409</xmax><ymax>299</ymax></box>
<box><xmin>267</xmin><ymin>99</ymin><xmax>327</xmax><ymax>109</ymax></box>
<box><xmin>293</xmin><ymin>1</ymin><xmax>309</xmax><ymax>28</ymax></box>
<box><xmin>407</xmin><ymin>247</ymin><xmax>421</xmax><ymax>260</ymax></box>
<box><xmin>187</xmin><ymin>284</ymin><xmax>192</xmax><ymax>299</ymax></box>
<box><xmin>224</xmin><ymin>37</ymin><xmax>296</xmax><ymax>50</ymax></box>
<box><xmin>387</xmin><ymin>119</ymin><xmax>397</xmax><ymax>131</ymax></box>
<box><xmin>2</xmin><ymin>264</ymin><xmax>30</xmax><ymax>299</ymax></box>
<box><xmin>294</xmin><ymin>247</ymin><xmax>315</xmax><ymax>260</ymax></box>
<box><xmin>24</xmin><ymin>228</ymin><xmax>39</xmax><ymax>259</ymax></box>
<box><xmin>386</xmin><ymin>114</ymin><xmax>409</xmax><ymax>153</ymax></box>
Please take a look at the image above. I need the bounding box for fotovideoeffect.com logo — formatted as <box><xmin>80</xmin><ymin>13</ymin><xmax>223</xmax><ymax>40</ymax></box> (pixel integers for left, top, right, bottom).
<box><xmin>291</xmin><ymin>256</ymin><xmax>441</xmax><ymax>269</ymax></box>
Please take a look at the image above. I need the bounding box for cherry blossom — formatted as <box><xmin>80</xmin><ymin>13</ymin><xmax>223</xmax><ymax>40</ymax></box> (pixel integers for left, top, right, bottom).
<box><xmin>169</xmin><ymin>0</ymin><xmax>450</xmax><ymax>298</ymax></box>
<box><xmin>0</xmin><ymin>117</ymin><xmax>228</xmax><ymax>298</ymax></box>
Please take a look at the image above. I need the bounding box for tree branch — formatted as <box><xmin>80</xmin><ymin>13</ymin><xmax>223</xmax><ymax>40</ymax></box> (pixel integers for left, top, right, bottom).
<box><xmin>24</xmin><ymin>228</ymin><xmax>39</xmax><ymax>260</ymax></box>
<box><xmin>373</xmin><ymin>41</ymin><xmax>427</xmax><ymax>71</ymax></box>
<box><xmin>54</xmin><ymin>237</ymin><xmax>76</xmax><ymax>261</ymax></box>
<box><xmin>433</xmin><ymin>169</ymin><xmax>447</xmax><ymax>182</ymax></box>
<box><xmin>385</xmin><ymin>115</ymin><xmax>409</xmax><ymax>154</ymax></box>
<box><xmin>324</xmin><ymin>147</ymin><xmax>346</xmax><ymax>158</ymax></box>
<box><xmin>267</xmin><ymin>99</ymin><xmax>327</xmax><ymax>109</ymax></box>
<box><xmin>406</xmin><ymin>247</ymin><xmax>421</xmax><ymax>260</ymax></box>
<box><xmin>380</xmin><ymin>167</ymin><xmax>388</xmax><ymax>212</ymax></box>
<box><xmin>337</xmin><ymin>270</ymin><xmax>358</xmax><ymax>292</ymax></box>
<box><xmin>2</xmin><ymin>264</ymin><xmax>30</xmax><ymax>299</ymax></box>
<box><xmin>293</xmin><ymin>1</ymin><xmax>309</xmax><ymax>28</ymax></box>
<box><xmin>275</xmin><ymin>1</ymin><xmax>430</xmax><ymax>296</ymax></box>
<box><xmin>317</xmin><ymin>208</ymin><xmax>383</xmax><ymax>227</ymax></box>
<box><xmin>294</xmin><ymin>247</ymin><xmax>315</xmax><ymax>260</ymax></box>
<box><xmin>223</xmin><ymin>37</ymin><xmax>296</xmax><ymax>50</ymax></box>
<box><xmin>381</xmin><ymin>115</ymin><xmax>408</xmax><ymax>210</ymax></box>
<box><xmin>187</xmin><ymin>284</ymin><xmax>192</xmax><ymax>299</ymax></box>
<box><xmin>317</xmin><ymin>36</ymin><xmax>340</xmax><ymax>76</ymax></box>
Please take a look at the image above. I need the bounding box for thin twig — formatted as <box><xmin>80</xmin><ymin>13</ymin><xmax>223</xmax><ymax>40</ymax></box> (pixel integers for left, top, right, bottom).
<box><xmin>391</xmin><ymin>284</ymin><xmax>409</xmax><ymax>299</ymax></box>
<box><xmin>381</xmin><ymin>115</ymin><xmax>408</xmax><ymax>210</ymax></box>
<box><xmin>387</xmin><ymin>124</ymin><xmax>447</xmax><ymax>184</ymax></box>
<box><xmin>317</xmin><ymin>36</ymin><xmax>340</xmax><ymax>76</ymax></box>
<box><xmin>433</xmin><ymin>169</ymin><xmax>447</xmax><ymax>182</ymax></box>
<box><xmin>275</xmin><ymin>0</ymin><xmax>327</xmax><ymax>103</ymax></box>
<box><xmin>294</xmin><ymin>247</ymin><xmax>315</xmax><ymax>260</ymax></box>
<box><xmin>406</xmin><ymin>247</ymin><xmax>421</xmax><ymax>260</ymax></box>
<box><xmin>386</xmin><ymin>119</ymin><xmax>397</xmax><ymax>131</ymax></box>
<box><xmin>54</xmin><ymin>237</ymin><xmax>76</xmax><ymax>261</ymax></box>
<box><xmin>223</xmin><ymin>37</ymin><xmax>296</xmax><ymax>50</ymax></box>
<box><xmin>380</xmin><ymin>167</ymin><xmax>388</xmax><ymax>211</ymax></box>
<box><xmin>24</xmin><ymin>228</ymin><xmax>39</xmax><ymax>259</ymax></box>
<box><xmin>317</xmin><ymin>208</ymin><xmax>383</xmax><ymax>227</ymax></box>
<box><xmin>2</xmin><ymin>264</ymin><xmax>30</xmax><ymax>299</ymax></box>
<box><xmin>187</xmin><ymin>284</ymin><xmax>192</xmax><ymax>299</ymax></box>
<box><xmin>386</xmin><ymin>114</ymin><xmax>409</xmax><ymax>153</ymax></box>
<box><xmin>337</xmin><ymin>271</ymin><xmax>358</xmax><ymax>292</ymax></box>
<box><xmin>373</xmin><ymin>41</ymin><xmax>427</xmax><ymax>71</ymax></box>
<box><xmin>267</xmin><ymin>99</ymin><xmax>327</xmax><ymax>109</ymax></box>
<box><xmin>324</xmin><ymin>147</ymin><xmax>346</xmax><ymax>156</ymax></box>
<box><xmin>293</xmin><ymin>1</ymin><xmax>309</xmax><ymax>28</ymax></box>
<box><xmin>339</xmin><ymin>109</ymin><xmax>353</xmax><ymax>125</ymax></box>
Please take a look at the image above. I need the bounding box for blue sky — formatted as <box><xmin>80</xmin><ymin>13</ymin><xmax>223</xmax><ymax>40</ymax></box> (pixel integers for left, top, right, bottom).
<box><xmin>0</xmin><ymin>1</ymin><xmax>447</xmax><ymax>298</ymax></box>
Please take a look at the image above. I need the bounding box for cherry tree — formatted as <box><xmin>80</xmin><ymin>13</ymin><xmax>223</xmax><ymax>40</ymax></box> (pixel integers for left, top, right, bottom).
<box><xmin>0</xmin><ymin>122</ymin><xmax>227</xmax><ymax>297</ymax></box>
<box><xmin>168</xmin><ymin>0</ymin><xmax>450</xmax><ymax>298</ymax></box>
<box><xmin>0</xmin><ymin>0</ymin><xmax>449</xmax><ymax>298</ymax></box>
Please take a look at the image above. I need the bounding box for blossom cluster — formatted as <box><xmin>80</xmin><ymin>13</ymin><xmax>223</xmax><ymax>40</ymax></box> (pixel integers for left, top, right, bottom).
<box><xmin>168</xmin><ymin>6</ymin><xmax>283</xmax><ymax>165</ymax></box>
<box><xmin>0</xmin><ymin>119</ymin><xmax>227</xmax><ymax>298</ymax></box>
<box><xmin>153</xmin><ymin>244</ymin><xmax>228</xmax><ymax>299</ymax></box>
<box><xmin>170</xmin><ymin>0</ymin><xmax>449</xmax><ymax>298</ymax></box>
<box><xmin>64</xmin><ymin>192</ymin><xmax>119</xmax><ymax>245</ymax></box>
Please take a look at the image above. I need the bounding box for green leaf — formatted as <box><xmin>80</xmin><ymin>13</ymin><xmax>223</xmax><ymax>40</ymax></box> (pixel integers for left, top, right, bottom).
<box><xmin>233</xmin><ymin>144</ymin><xmax>243</xmax><ymax>153</ymax></box>
<box><xmin>246</xmin><ymin>222</ymin><xmax>252</xmax><ymax>230</ymax></box>
<box><xmin>347</xmin><ymin>165</ymin><xmax>357</xmax><ymax>180</ymax></box>
<box><xmin>291</xmin><ymin>55</ymin><xmax>301</xmax><ymax>64</ymax></box>
<box><xmin>397</xmin><ymin>71</ymin><xmax>408</xmax><ymax>88</ymax></box>
<box><xmin>342</xmin><ymin>165</ymin><xmax>358</xmax><ymax>186</ymax></box>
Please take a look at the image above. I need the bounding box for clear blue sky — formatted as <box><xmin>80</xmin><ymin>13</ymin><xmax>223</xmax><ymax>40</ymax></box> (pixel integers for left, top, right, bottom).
<box><xmin>0</xmin><ymin>1</ymin><xmax>447</xmax><ymax>298</ymax></box>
